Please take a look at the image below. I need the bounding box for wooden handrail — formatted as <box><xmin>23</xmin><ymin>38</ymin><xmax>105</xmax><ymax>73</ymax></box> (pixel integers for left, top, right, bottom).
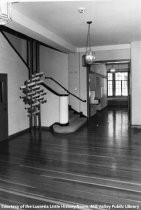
<box><xmin>41</xmin><ymin>82</ymin><xmax>68</xmax><ymax>97</ymax></box>
<box><xmin>45</xmin><ymin>77</ymin><xmax>87</xmax><ymax>103</ymax></box>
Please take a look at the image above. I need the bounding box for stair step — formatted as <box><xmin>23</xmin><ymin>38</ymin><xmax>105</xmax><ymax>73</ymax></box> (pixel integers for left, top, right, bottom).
<box><xmin>69</xmin><ymin>113</ymin><xmax>79</xmax><ymax>122</ymax></box>
<box><xmin>53</xmin><ymin>116</ymin><xmax>87</xmax><ymax>134</ymax></box>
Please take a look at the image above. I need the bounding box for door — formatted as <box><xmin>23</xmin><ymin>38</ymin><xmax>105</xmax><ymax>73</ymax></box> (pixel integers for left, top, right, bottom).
<box><xmin>0</xmin><ymin>74</ymin><xmax>8</xmax><ymax>142</ymax></box>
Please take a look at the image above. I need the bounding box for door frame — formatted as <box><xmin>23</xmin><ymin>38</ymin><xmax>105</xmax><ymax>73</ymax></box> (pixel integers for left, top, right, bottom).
<box><xmin>0</xmin><ymin>73</ymin><xmax>8</xmax><ymax>141</ymax></box>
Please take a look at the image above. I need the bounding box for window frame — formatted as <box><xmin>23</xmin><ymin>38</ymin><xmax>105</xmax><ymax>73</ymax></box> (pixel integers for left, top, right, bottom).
<box><xmin>107</xmin><ymin>71</ymin><xmax>129</xmax><ymax>97</ymax></box>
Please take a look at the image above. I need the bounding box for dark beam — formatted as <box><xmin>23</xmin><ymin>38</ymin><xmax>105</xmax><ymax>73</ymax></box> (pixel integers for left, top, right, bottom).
<box><xmin>1</xmin><ymin>31</ymin><xmax>30</xmax><ymax>71</ymax></box>
<box><xmin>0</xmin><ymin>26</ymin><xmax>67</xmax><ymax>54</ymax></box>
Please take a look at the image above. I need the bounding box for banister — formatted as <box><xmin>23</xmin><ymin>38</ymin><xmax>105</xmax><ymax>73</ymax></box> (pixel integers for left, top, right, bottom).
<box><xmin>41</xmin><ymin>82</ymin><xmax>68</xmax><ymax>97</ymax></box>
<box><xmin>45</xmin><ymin>76</ymin><xmax>87</xmax><ymax>103</ymax></box>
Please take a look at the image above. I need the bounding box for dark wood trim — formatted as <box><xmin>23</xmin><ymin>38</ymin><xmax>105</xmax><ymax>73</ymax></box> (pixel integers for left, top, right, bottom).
<box><xmin>39</xmin><ymin>41</ymin><xmax>66</xmax><ymax>54</ymax></box>
<box><xmin>107</xmin><ymin>69</ymin><xmax>130</xmax><ymax>73</ymax></box>
<box><xmin>28</xmin><ymin>40</ymin><xmax>33</xmax><ymax>128</ymax></box>
<box><xmin>89</xmin><ymin>71</ymin><xmax>107</xmax><ymax>79</ymax></box>
<box><xmin>26</xmin><ymin>40</ymin><xmax>29</xmax><ymax>68</ymax></box>
<box><xmin>95</xmin><ymin>59</ymin><xmax>131</xmax><ymax>64</ymax></box>
<box><xmin>69</xmin><ymin>106</ymin><xmax>87</xmax><ymax>118</ymax></box>
<box><xmin>1</xmin><ymin>31</ymin><xmax>30</xmax><ymax>71</ymax></box>
<box><xmin>8</xmin><ymin>128</ymin><xmax>30</xmax><ymax>141</ymax></box>
<box><xmin>36</xmin><ymin>42</ymin><xmax>41</xmax><ymax>128</ymax></box>
<box><xmin>41</xmin><ymin>82</ymin><xmax>69</xmax><ymax>97</ymax></box>
<box><xmin>36</xmin><ymin>42</ymin><xmax>40</xmax><ymax>73</ymax></box>
<box><xmin>0</xmin><ymin>26</ymin><xmax>66</xmax><ymax>54</ymax></box>
<box><xmin>87</xmin><ymin>66</ymin><xmax>90</xmax><ymax>118</ymax></box>
<box><xmin>40</xmin><ymin>126</ymin><xmax>51</xmax><ymax>131</ymax></box>
<box><xmin>0</xmin><ymin>26</ymin><xmax>32</xmax><ymax>41</ymax></box>
<box><xmin>45</xmin><ymin>77</ymin><xmax>87</xmax><ymax>103</ymax></box>
<box><xmin>0</xmin><ymin>74</ymin><xmax>8</xmax><ymax>142</ymax></box>
<box><xmin>30</xmin><ymin>40</ymin><xmax>33</xmax><ymax>77</ymax></box>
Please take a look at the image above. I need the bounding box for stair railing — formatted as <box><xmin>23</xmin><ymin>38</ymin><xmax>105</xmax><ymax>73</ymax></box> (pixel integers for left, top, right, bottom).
<box><xmin>41</xmin><ymin>82</ymin><xmax>69</xmax><ymax>125</ymax></box>
<box><xmin>45</xmin><ymin>76</ymin><xmax>87</xmax><ymax>103</ymax></box>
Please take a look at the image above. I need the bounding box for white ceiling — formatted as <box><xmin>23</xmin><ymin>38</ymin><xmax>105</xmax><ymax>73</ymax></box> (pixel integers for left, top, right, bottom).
<box><xmin>11</xmin><ymin>0</ymin><xmax>141</xmax><ymax>50</ymax></box>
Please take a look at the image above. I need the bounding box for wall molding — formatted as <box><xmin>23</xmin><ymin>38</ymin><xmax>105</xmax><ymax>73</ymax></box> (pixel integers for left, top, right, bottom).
<box><xmin>77</xmin><ymin>44</ymin><xmax>131</xmax><ymax>52</ymax></box>
<box><xmin>8</xmin><ymin>128</ymin><xmax>30</xmax><ymax>141</ymax></box>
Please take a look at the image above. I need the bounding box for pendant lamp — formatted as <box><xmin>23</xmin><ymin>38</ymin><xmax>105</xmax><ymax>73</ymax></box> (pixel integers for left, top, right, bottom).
<box><xmin>85</xmin><ymin>21</ymin><xmax>95</xmax><ymax>65</ymax></box>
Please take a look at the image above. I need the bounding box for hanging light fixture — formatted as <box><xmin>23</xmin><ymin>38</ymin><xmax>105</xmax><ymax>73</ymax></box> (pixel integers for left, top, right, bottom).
<box><xmin>85</xmin><ymin>21</ymin><xmax>95</xmax><ymax>65</ymax></box>
<box><xmin>0</xmin><ymin>0</ymin><xmax>12</xmax><ymax>25</ymax></box>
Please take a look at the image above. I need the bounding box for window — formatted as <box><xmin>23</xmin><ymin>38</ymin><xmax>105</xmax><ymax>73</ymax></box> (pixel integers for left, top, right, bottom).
<box><xmin>108</xmin><ymin>72</ymin><xmax>128</xmax><ymax>97</ymax></box>
<box><xmin>108</xmin><ymin>73</ymin><xmax>113</xmax><ymax>96</ymax></box>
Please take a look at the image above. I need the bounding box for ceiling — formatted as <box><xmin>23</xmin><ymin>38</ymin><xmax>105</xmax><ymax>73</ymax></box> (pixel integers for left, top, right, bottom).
<box><xmin>11</xmin><ymin>0</ymin><xmax>141</xmax><ymax>50</ymax></box>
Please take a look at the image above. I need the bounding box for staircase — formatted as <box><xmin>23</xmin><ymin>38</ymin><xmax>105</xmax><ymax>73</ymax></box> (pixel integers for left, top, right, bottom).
<box><xmin>52</xmin><ymin>108</ymin><xmax>87</xmax><ymax>134</ymax></box>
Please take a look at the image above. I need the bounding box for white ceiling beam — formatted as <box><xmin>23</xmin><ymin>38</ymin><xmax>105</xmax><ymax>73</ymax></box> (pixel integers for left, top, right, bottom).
<box><xmin>8</xmin><ymin>8</ymin><xmax>76</xmax><ymax>52</ymax></box>
<box><xmin>9</xmin><ymin>0</ymin><xmax>126</xmax><ymax>2</ymax></box>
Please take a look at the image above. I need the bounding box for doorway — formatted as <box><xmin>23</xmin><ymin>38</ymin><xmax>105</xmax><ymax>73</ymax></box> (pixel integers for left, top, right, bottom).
<box><xmin>0</xmin><ymin>74</ymin><xmax>8</xmax><ymax>142</ymax></box>
<box><xmin>87</xmin><ymin>60</ymin><xmax>131</xmax><ymax>120</ymax></box>
<box><xmin>106</xmin><ymin>61</ymin><xmax>130</xmax><ymax>109</ymax></box>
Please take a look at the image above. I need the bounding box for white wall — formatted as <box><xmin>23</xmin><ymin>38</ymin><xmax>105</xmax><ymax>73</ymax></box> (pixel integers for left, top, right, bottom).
<box><xmin>0</xmin><ymin>34</ymin><xmax>29</xmax><ymax>135</ymax></box>
<box><xmin>90</xmin><ymin>64</ymin><xmax>107</xmax><ymax>111</ymax></box>
<box><xmin>131</xmin><ymin>41</ymin><xmax>141</xmax><ymax>126</ymax></box>
<box><xmin>68</xmin><ymin>52</ymin><xmax>88</xmax><ymax>117</ymax></box>
<box><xmin>79</xmin><ymin>53</ymin><xmax>88</xmax><ymax>116</ymax></box>
<box><xmin>5</xmin><ymin>32</ymin><xmax>27</xmax><ymax>62</ymax></box>
<box><xmin>68</xmin><ymin>53</ymin><xmax>80</xmax><ymax>112</ymax></box>
<box><xmin>68</xmin><ymin>48</ymin><xmax>130</xmax><ymax>117</ymax></box>
<box><xmin>40</xmin><ymin>45</ymin><xmax>69</xmax><ymax>127</ymax></box>
<box><xmin>93</xmin><ymin>48</ymin><xmax>130</xmax><ymax>61</ymax></box>
<box><xmin>40</xmin><ymin>46</ymin><xmax>68</xmax><ymax>89</ymax></box>
<box><xmin>41</xmin><ymin>87</ymin><xmax>60</xmax><ymax>127</ymax></box>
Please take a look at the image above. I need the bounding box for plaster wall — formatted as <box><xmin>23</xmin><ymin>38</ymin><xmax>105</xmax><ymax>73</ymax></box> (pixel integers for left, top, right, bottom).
<box><xmin>94</xmin><ymin>48</ymin><xmax>130</xmax><ymax>61</ymax></box>
<box><xmin>131</xmin><ymin>41</ymin><xmax>141</xmax><ymax>125</ymax></box>
<box><xmin>40</xmin><ymin>45</ymin><xmax>69</xmax><ymax>126</ymax></box>
<box><xmin>0</xmin><ymin>33</ymin><xmax>29</xmax><ymax>135</ymax></box>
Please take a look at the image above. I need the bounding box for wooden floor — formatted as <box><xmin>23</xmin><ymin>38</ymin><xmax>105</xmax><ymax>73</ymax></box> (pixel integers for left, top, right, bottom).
<box><xmin>0</xmin><ymin>108</ymin><xmax>141</xmax><ymax>210</ymax></box>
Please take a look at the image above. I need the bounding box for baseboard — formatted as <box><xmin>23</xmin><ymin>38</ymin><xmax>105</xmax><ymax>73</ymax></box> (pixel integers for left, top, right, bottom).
<box><xmin>97</xmin><ymin>105</ymin><xmax>108</xmax><ymax>112</ymax></box>
<box><xmin>69</xmin><ymin>106</ymin><xmax>87</xmax><ymax>118</ymax></box>
<box><xmin>69</xmin><ymin>105</ymin><xmax>78</xmax><ymax>114</ymax></box>
<box><xmin>41</xmin><ymin>126</ymin><xmax>51</xmax><ymax>131</ymax></box>
<box><xmin>8</xmin><ymin>128</ymin><xmax>30</xmax><ymax>140</ymax></box>
<box><xmin>79</xmin><ymin>112</ymin><xmax>87</xmax><ymax>118</ymax></box>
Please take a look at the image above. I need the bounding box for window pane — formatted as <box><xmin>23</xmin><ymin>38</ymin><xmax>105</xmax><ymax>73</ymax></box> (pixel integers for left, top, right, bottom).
<box><xmin>108</xmin><ymin>73</ymin><xmax>112</xmax><ymax>80</ymax></box>
<box><xmin>122</xmin><ymin>81</ymin><xmax>128</xmax><ymax>96</ymax></box>
<box><xmin>115</xmin><ymin>81</ymin><xmax>121</xmax><ymax>96</ymax></box>
<box><xmin>122</xmin><ymin>72</ymin><xmax>128</xmax><ymax>80</ymax></box>
<box><xmin>115</xmin><ymin>72</ymin><xmax>122</xmax><ymax>80</ymax></box>
<box><xmin>108</xmin><ymin>71</ymin><xmax>128</xmax><ymax>97</ymax></box>
<box><xmin>108</xmin><ymin>81</ymin><xmax>113</xmax><ymax>96</ymax></box>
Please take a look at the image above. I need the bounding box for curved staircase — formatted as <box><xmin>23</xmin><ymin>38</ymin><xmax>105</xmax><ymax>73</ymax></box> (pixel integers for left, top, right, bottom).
<box><xmin>52</xmin><ymin>108</ymin><xmax>87</xmax><ymax>134</ymax></box>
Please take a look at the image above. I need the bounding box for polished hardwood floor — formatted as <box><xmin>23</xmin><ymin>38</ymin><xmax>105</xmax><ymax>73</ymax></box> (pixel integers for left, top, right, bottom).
<box><xmin>0</xmin><ymin>108</ymin><xmax>141</xmax><ymax>210</ymax></box>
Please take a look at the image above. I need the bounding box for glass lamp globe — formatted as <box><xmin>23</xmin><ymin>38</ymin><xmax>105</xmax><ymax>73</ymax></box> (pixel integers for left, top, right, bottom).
<box><xmin>85</xmin><ymin>51</ymin><xmax>95</xmax><ymax>65</ymax></box>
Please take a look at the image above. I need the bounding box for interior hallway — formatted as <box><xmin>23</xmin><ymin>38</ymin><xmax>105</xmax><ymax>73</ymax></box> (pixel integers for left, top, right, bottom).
<box><xmin>0</xmin><ymin>108</ymin><xmax>141</xmax><ymax>209</ymax></box>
